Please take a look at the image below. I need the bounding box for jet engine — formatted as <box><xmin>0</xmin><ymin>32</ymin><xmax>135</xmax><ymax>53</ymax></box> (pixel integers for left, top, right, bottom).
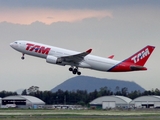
<box><xmin>46</xmin><ymin>55</ymin><xmax>62</xmax><ymax>64</ymax></box>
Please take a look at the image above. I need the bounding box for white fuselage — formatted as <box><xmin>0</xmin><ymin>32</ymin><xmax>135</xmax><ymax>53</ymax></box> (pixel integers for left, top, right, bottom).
<box><xmin>10</xmin><ymin>41</ymin><xmax>120</xmax><ymax>72</ymax></box>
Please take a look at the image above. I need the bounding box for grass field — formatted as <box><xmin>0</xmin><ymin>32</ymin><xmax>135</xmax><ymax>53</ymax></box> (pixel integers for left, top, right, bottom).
<box><xmin>0</xmin><ymin>118</ymin><xmax>159</xmax><ymax>120</ymax></box>
<box><xmin>0</xmin><ymin>109</ymin><xmax>160</xmax><ymax>120</ymax></box>
<box><xmin>1</xmin><ymin>117</ymin><xmax>160</xmax><ymax>120</ymax></box>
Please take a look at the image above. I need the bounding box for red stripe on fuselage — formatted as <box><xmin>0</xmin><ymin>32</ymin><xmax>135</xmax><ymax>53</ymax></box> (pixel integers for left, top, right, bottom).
<box><xmin>109</xmin><ymin>62</ymin><xmax>147</xmax><ymax>72</ymax></box>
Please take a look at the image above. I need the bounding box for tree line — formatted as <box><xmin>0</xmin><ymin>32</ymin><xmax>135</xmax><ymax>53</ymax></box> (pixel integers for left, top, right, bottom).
<box><xmin>22</xmin><ymin>87</ymin><xmax>160</xmax><ymax>105</ymax></box>
<box><xmin>0</xmin><ymin>87</ymin><xmax>160</xmax><ymax>106</ymax></box>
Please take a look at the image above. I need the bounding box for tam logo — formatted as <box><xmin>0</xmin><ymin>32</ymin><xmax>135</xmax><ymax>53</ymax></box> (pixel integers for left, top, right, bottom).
<box><xmin>26</xmin><ymin>43</ymin><xmax>51</xmax><ymax>55</ymax></box>
<box><xmin>131</xmin><ymin>48</ymin><xmax>150</xmax><ymax>63</ymax></box>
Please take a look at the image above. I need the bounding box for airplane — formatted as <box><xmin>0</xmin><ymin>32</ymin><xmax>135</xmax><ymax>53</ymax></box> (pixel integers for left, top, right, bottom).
<box><xmin>10</xmin><ymin>41</ymin><xmax>155</xmax><ymax>75</ymax></box>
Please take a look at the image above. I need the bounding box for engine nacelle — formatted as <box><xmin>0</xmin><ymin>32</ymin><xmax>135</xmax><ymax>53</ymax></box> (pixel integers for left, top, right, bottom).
<box><xmin>46</xmin><ymin>55</ymin><xmax>62</xmax><ymax>64</ymax></box>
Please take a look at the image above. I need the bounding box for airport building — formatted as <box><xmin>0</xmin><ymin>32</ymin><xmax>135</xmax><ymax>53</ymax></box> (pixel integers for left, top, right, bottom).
<box><xmin>89</xmin><ymin>95</ymin><xmax>132</xmax><ymax>109</ymax></box>
<box><xmin>129</xmin><ymin>95</ymin><xmax>160</xmax><ymax>108</ymax></box>
<box><xmin>0</xmin><ymin>97</ymin><xmax>1</xmax><ymax>107</ymax></box>
<box><xmin>1</xmin><ymin>95</ymin><xmax>45</xmax><ymax>108</ymax></box>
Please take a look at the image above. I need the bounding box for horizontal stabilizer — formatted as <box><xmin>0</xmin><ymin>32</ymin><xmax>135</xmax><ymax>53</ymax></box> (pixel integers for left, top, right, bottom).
<box><xmin>108</xmin><ymin>55</ymin><xmax>114</xmax><ymax>59</ymax></box>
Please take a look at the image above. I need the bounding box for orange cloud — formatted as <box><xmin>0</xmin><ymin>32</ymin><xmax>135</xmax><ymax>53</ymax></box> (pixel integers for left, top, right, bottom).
<box><xmin>0</xmin><ymin>8</ymin><xmax>113</xmax><ymax>24</ymax></box>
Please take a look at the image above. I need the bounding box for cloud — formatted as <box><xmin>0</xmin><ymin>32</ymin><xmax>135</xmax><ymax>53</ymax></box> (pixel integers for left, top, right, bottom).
<box><xmin>47</xmin><ymin>17</ymin><xmax>54</xmax><ymax>19</ymax></box>
<box><xmin>0</xmin><ymin>9</ymin><xmax>112</xmax><ymax>24</ymax></box>
<box><xmin>0</xmin><ymin>0</ymin><xmax>159</xmax><ymax>25</ymax></box>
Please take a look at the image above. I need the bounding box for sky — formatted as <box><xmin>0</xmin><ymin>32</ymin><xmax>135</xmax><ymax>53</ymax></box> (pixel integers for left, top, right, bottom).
<box><xmin>0</xmin><ymin>0</ymin><xmax>160</xmax><ymax>91</ymax></box>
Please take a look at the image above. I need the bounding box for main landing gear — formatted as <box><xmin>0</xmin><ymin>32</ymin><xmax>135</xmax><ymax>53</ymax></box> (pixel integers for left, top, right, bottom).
<box><xmin>69</xmin><ymin>66</ymin><xmax>81</xmax><ymax>75</ymax></box>
<box><xmin>21</xmin><ymin>53</ymin><xmax>25</xmax><ymax>60</ymax></box>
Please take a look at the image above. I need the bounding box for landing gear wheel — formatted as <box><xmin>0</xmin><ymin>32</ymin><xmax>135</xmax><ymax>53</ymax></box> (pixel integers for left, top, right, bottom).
<box><xmin>72</xmin><ymin>68</ymin><xmax>77</xmax><ymax>74</ymax></box>
<box><xmin>21</xmin><ymin>56</ymin><xmax>25</xmax><ymax>60</ymax></box>
<box><xmin>69</xmin><ymin>67</ymin><xmax>73</xmax><ymax>71</ymax></box>
<box><xmin>72</xmin><ymin>70</ymin><xmax>77</xmax><ymax>74</ymax></box>
<box><xmin>73</xmin><ymin>68</ymin><xmax>77</xmax><ymax>73</ymax></box>
<box><xmin>77</xmin><ymin>71</ymin><xmax>81</xmax><ymax>75</ymax></box>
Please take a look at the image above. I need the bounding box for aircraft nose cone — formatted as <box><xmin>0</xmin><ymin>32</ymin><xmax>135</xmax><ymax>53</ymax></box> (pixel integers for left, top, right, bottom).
<box><xmin>10</xmin><ymin>42</ymin><xmax>14</xmax><ymax>48</ymax></box>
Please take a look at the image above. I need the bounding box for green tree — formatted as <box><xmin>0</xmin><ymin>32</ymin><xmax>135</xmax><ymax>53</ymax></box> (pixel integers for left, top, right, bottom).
<box><xmin>21</xmin><ymin>89</ymin><xmax>27</xmax><ymax>95</ymax></box>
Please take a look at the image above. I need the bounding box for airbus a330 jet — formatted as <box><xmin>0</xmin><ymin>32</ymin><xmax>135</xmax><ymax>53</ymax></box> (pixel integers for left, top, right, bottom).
<box><xmin>10</xmin><ymin>41</ymin><xmax>155</xmax><ymax>75</ymax></box>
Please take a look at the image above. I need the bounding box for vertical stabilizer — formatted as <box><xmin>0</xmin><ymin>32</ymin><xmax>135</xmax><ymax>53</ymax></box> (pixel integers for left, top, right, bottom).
<box><xmin>123</xmin><ymin>45</ymin><xmax>155</xmax><ymax>66</ymax></box>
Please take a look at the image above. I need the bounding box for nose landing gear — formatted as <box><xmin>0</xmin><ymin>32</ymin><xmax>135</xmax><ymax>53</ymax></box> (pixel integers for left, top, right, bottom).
<box><xmin>21</xmin><ymin>53</ymin><xmax>25</xmax><ymax>60</ymax></box>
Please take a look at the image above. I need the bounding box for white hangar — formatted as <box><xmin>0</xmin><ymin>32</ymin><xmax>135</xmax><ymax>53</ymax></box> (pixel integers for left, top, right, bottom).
<box><xmin>129</xmin><ymin>95</ymin><xmax>160</xmax><ymax>108</ymax></box>
<box><xmin>1</xmin><ymin>95</ymin><xmax>45</xmax><ymax>108</ymax></box>
<box><xmin>90</xmin><ymin>95</ymin><xmax>132</xmax><ymax>109</ymax></box>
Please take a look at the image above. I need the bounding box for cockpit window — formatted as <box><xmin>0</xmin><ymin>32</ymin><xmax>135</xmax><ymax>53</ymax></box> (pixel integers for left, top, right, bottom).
<box><xmin>14</xmin><ymin>42</ymin><xmax>18</xmax><ymax>44</ymax></box>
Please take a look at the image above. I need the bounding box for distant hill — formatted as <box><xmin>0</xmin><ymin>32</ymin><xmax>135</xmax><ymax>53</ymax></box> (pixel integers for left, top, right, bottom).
<box><xmin>51</xmin><ymin>76</ymin><xmax>145</xmax><ymax>93</ymax></box>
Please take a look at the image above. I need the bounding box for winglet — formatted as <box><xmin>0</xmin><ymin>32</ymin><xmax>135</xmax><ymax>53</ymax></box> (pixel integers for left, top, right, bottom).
<box><xmin>86</xmin><ymin>49</ymin><xmax>92</xmax><ymax>54</ymax></box>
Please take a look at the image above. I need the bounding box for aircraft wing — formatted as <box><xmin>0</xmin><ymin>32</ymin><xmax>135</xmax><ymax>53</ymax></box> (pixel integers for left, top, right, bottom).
<box><xmin>60</xmin><ymin>49</ymin><xmax>92</xmax><ymax>64</ymax></box>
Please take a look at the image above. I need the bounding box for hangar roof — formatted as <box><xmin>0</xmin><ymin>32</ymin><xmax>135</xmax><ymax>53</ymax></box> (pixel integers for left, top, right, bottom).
<box><xmin>130</xmin><ymin>95</ymin><xmax>160</xmax><ymax>104</ymax></box>
<box><xmin>2</xmin><ymin>95</ymin><xmax>45</xmax><ymax>105</ymax></box>
<box><xmin>90</xmin><ymin>95</ymin><xmax>132</xmax><ymax>105</ymax></box>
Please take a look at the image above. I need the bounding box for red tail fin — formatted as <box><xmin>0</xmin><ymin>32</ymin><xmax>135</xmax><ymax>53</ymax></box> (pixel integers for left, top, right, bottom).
<box><xmin>124</xmin><ymin>45</ymin><xmax>155</xmax><ymax>66</ymax></box>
